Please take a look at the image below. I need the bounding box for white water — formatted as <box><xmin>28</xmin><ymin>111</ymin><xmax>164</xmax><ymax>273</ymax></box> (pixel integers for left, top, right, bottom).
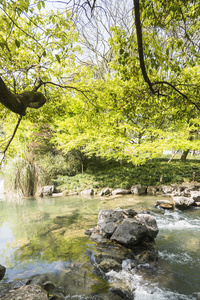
<box><xmin>106</xmin><ymin>209</ymin><xmax>200</xmax><ymax>300</ymax></box>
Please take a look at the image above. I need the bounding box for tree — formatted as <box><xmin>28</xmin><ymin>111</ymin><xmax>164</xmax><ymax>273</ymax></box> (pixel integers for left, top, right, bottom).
<box><xmin>0</xmin><ymin>0</ymin><xmax>200</xmax><ymax>163</ymax></box>
<box><xmin>0</xmin><ymin>6</ymin><xmax>80</xmax><ymax>160</ymax></box>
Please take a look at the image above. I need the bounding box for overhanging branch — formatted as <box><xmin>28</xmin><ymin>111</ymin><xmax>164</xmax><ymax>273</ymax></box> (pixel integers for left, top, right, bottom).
<box><xmin>134</xmin><ymin>0</ymin><xmax>155</xmax><ymax>94</ymax></box>
<box><xmin>133</xmin><ymin>0</ymin><xmax>200</xmax><ymax>111</ymax></box>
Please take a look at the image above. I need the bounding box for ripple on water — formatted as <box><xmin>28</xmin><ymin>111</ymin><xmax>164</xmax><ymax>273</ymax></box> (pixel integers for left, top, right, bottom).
<box><xmin>158</xmin><ymin>250</ymin><xmax>193</xmax><ymax>265</ymax></box>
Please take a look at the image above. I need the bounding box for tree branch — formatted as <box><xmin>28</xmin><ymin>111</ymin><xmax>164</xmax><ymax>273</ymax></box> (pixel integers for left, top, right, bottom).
<box><xmin>152</xmin><ymin>80</ymin><xmax>200</xmax><ymax>111</ymax></box>
<box><xmin>0</xmin><ymin>76</ymin><xmax>46</xmax><ymax>115</ymax></box>
<box><xmin>0</xmin><ymin>115</ymin><xmax>23</xmax><ymax>165</ymax></box>
<box><xmin>133</xmin><ymin>0</ymin><xmax>155</xmax><ymax>93</ymax></box>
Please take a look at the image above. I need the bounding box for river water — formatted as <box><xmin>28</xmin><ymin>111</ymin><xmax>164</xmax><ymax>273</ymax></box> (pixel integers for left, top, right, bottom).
<box><xmin>0</xmin><ymin>190</ymin><xmax>199</xmax><ymax>299</ymax></box>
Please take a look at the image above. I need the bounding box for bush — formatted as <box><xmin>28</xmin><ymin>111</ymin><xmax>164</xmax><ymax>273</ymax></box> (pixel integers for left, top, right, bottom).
<box><xmin>3</xmin><ymin>156</ymin><xmax>50</xmax><ymax>197</ymax></box>
<box><xmin>38</xmin><ymin>151</ymin><xmax>82</xmax><ymax>178</ymax></box>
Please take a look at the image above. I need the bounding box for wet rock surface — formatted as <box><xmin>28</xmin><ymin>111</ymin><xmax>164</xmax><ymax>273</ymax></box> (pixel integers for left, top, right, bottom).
<box><xmin>0</xmin><ymin>259</ymin><xmax>125</xmax><ymax>300</ymax></box>
<box><xmin>88</xmin><ymin>208</ymin><xmax>158</xmax><ymax>250</ymax></box>
<box><xmin>0</xmin><ymin>284</ymin><xmax>48</xmax><ymax>300</ymax></box>
<box><xmin>153</xmin><ymin>182</ymin><xmax>200</xmax><ymax>209</ymax></box>
<box><xmin>85</xmin><ymin>207</ymin><xmax>159</xmax><ymax>299</ymax></box>
<box><xmin>0</xmin><ymin>265</ymin><xmax>6</xmax><ymax>281</ymax></box>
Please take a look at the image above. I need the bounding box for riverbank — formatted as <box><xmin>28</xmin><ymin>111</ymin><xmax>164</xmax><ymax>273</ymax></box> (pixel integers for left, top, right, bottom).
<box><xmin>52</xmin><ymin>158</ymin><xmax>200</xmax><ymax>194</ymax></box>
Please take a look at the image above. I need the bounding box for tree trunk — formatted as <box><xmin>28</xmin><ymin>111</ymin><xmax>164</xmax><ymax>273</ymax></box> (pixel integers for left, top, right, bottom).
<box><xmin>181</xmin><ymin>150</ymin><xmax>189</xmax><ymax>162</ymax></box>
<box><xmin>191</xmin><ymin>150</ymin><xmax>195</xmax><ymax>156</ymax></box>
<box><xmin>0</xmin><ymin>77</ymin><xmax>46</xmax><ymax>116</ymax></box>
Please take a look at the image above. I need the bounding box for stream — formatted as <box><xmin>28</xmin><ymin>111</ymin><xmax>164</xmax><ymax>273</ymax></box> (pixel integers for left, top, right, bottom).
<box><xmin>0</xmin><ymin>188</ymin><xmax>199</xmax><ymax>299</ymax></box>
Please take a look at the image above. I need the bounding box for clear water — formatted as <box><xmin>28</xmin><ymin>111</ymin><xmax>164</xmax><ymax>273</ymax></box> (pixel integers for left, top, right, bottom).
<box><xmin>0</xmin><ymin>192</ymin><xmax>199</xmax><ymax>299</ymax></box>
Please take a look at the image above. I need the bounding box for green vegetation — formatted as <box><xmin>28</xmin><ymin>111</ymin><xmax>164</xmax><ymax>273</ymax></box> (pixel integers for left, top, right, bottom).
<box><xmin>53</xmin><ymin>157</ymin><xmax>200</xmax><ymax>191</ymax></box>
<box><xmin>0</xmin><ymin>1</ymin><xmax>200</xmax><ymax>195</ymax></box>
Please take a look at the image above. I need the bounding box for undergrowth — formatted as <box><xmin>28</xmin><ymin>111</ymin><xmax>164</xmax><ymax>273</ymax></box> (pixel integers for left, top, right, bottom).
<box><xmin>53</xmin><ymin>158</ymin><xmax>200</xmax><ymax>192</ymax></box>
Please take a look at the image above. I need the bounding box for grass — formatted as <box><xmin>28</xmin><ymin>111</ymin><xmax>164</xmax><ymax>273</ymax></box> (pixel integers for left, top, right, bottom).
<box><xmin>53</xmin><ymin>157</ymin><xmax>200</xmax><ymax>192</ymax></box>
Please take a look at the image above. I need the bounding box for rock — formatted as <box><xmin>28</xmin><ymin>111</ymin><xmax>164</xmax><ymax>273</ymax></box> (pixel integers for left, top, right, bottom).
<box><xmin>86</xmin><ymin>208</ymin><xmax>158</xmax><ymax>266</ymax></box>
<box><xmin>100</xmin><ymin>221</ymin><xmax>118</xmax><ymax>238</ymax></box>
<box><xmin>52</xmin><ymin>192</ymin><xmax>63</xmax><ymax>197</ymax></box>
<box><xmin>134</xmin><ymin>240</ymin><xmax>158</xmax><ymax>263</ymax></box>
<box><xmin>0</xmin><ymin>264</ymin><xmax>6</xmax><ymax>280</ymax></box>
<box><xmin>85</xmin><ymin>228</ymin><xmax>94</xmax><ymax>236</ymax></box>
<box><xmin>42</xmin><ymin>281</ymin><xmax>56</xmax><ymax>294</ymax></box>
<box><xmin>98</xmin><ymin>259</ymin><xmax>121</xmax><ymax>273</ymax></box>
<box><xmin>195</xmin><ymin>202</ymin><xmax>200</xmax><ymax>206</ymax></box>
<box><xmin>41</xmin><ymin>185</ymin><xmax>54</xmax><ymax>197</ymax></box>
<box><xmin>155</xmin><ymin>200</ymin><xmax>174</xmax><ymax>209</ymax></box>
<box><xmin>109</xmin><ymin>286</ymin><xmax>133</xmax><ymax>300</ymax></box>
<box><xmin>110</xmin><ymin>216</ymin><xmax>158</xmax><ymax>248</ymax></box>
<box><xmin>160</xmin><ymin>185</ymin><xmax>173</xmax><ymax>194</ymax></box>
<box><xmin>134</xmin><ymin>214</ymin><xmax>159</xmax><ymax>239</ymax></box>
<box><xmin>159</xmin><ymin>203</ymin><xmax>174</xmax><ymax>209</ymax></box>
<box><xmin>90</xmin><ymin>209</ymin><xmax>158</xmax><ymax>248</ymax></box>
<box><xmin>0</xmin><ymin>284</ymin><xmax>48</xmax><ymax>300</ymax></box>
<box><xmin>80</xmin><ymin>189</ymin><xmax>94</xmax><ymax>196</ymax></box>
<box><xmin>131</xmin><ymin>184</ymin><xmax>147</xmax><ymax>195</ymax></box>
<box><xmin>147</xmin><ymin>186</ymin><xmax>157</xmax><ymax>195</ymax></box>
<box><xmin>93</xmin><ymin>242</ymin><xmax>135</xmax><ymax>265</ymax></box>
<box><xmin>173</xmin><ymin>196</ymin><xmax>195</xmax><ymax>208</ymax></box>
<box><xmin>90</xmin><ymin>233</ymin><xmax>109</xmax><ymax>243</ymax></box>
<box><xmin>97</xmin><ymin>209</ymin><xmax>137</xmax><ymax>238</ymax></box>
<box><xmin>112</xmin><ymin>188</ymin><xmax>131</xmax><ymax>195</ymax></box>
<box><xmin>190</xmin><ymin>191</ymin><xmax>200</xmax><ymax>202</ymax></box>
<box><xmin>99</xmin><ymin>188</ymin><xmax>111</xmax><ymax>196</ymax></box>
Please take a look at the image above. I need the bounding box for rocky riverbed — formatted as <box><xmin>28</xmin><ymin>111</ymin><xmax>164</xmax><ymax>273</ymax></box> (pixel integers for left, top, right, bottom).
<box><xmin>0</xmin><ymin>183</ymin><xmax>199</xmax><ymax>299</ymax></box>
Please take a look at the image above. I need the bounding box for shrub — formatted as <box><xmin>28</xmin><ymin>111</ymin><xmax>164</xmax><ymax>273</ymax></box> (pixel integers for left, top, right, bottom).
<box><xmin>3</xmin><ymin>156</ymin><xmax>50</xmax><ymax>197</ymax></box>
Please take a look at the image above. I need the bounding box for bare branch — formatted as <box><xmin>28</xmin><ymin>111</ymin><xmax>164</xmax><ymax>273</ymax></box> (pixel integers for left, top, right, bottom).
<box><xmin>0</xmin><ymin>115</ymin><xmax>23</xmax><ymax>165</ymax></box>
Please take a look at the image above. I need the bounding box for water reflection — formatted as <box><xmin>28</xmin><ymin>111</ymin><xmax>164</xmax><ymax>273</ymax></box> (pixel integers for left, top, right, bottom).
<box><xmin>0</xmin><ymin>194</ymin><xmax>199</xmax><ymax>299</ymax></box>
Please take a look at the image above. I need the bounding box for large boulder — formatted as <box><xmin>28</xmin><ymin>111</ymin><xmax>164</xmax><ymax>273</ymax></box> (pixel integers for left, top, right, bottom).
<box><xmin>0</xmin><ymin>264</ymin><xmax>6</xmax><ymax>280</ymax></box>
<box><xmin>110</xmin><ymin>214</ymin><xmax>158</xmax><ymax>247</ymax></box>
<box><xmin>88</xmin><ymin>208</ymin><xmax>158</xmax><ymax>249</ymax></box>
<box><xmin>0</xmin><ymin>284</ymin><xmax>48</xmax><ymax>300</ymax></box>
<box><xmin>173</xmin><ymin>196</ymin><xmax>195</xmax><ymax>208</ymax></box>
<box><xmin>97</xmin><ymin>209</ymin><xmax>137</xmax><ymax>238</ymax></box>
<box><xmin>131</xmin><ymin>184</ymin><xmax>147</xmax><ymax>195</ymax></box>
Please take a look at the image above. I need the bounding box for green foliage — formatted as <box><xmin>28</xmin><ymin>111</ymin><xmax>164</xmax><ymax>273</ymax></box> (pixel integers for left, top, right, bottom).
<box><xmin>38</xmin><ymin>151</ymin><xmax>82</xmax><ymax>178</ymax></box>
<box><xmin>0</xmin><ymin>0</ymin><xmax>200</xmax><ymax>167</ymax></box>
<box><xmin>54</xmin><ymin>157</ymin><xmax>200</xmax><ymax>192</ymax></box>
<box><xmin>3</xmin><ymin>155</ymin><xmax>51</xmax><ymax>197</ymax></box>
<box><xmin>53</xmin><ymin>173</ymin><xmax>96</xmax><ymax>192</ymax></box>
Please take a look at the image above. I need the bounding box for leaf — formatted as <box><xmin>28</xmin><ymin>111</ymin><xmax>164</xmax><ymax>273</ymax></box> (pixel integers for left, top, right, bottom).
<box><xmin>0</xmin><ymin>42</ymin><xmax>5</xmax><ymax>49</ymax></box>
<box><xmin>15</xmin><ymin>39</ymin><xmax>20</xmax><ymax>48</ymax></box>
<box><xmin>42</xmin><ymin>50</ymin><xmax>47</xmax><ymax>57</ymax></box>
<box><xmin>55</xmin><ymin>54</ymin><xmax>61</xmax><ymax>63</ymax></box>
<box><xmin>37</xmin><ymin>1</ymin><xmax>41</xmax><ymax>10</ymax></box>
